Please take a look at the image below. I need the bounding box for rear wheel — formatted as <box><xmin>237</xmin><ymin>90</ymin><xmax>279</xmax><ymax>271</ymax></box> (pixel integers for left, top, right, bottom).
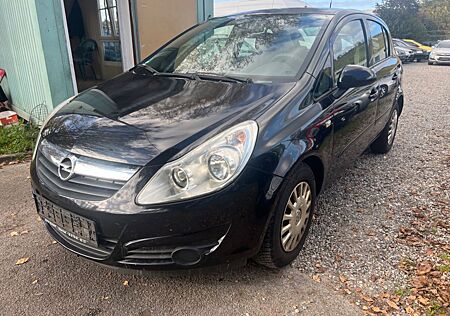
<box><xmin>254</xmin><ymin>163</ymin><xmax>316</xmax><ymax>268</ymax></box>
<box><xmin>370</xmin><ymin>104</ymin><xmax>399</xmax><ymax>154</ymax></box>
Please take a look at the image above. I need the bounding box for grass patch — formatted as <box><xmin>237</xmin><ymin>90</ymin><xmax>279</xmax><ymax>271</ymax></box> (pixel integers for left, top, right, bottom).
<box><xmin>426</xmin><ymin>301</ymin><xmax>447</xmax><ymax>316</ymax></box>
<box><xmin>439</xmin><ymin>253</ymin><xmax>450</xmax><ymax>262</ymax></box>
<box><xmin>394</xmin><ymin>287</ymin><xmax>411</xmax><ymax>297</ymax></box>
<box><xmin>436</xmin><ymin>264</ymin><xmax>450</xmax><ymax>273</ymax></box>
<box><xmin>0</xmin><ymin>123</ymin><xmax>39</xmax><ymax>155</ymax></box>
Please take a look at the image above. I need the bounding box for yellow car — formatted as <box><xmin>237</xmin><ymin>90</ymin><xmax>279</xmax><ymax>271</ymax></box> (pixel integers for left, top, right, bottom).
<box><xmin>403</xmin><ymin>39</ymin><xmax>432</xmax><ymax>52</ymax></box>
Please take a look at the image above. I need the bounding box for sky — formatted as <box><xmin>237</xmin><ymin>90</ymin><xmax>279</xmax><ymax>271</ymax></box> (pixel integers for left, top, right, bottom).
<box><xmin>214</xmin><ymin>0</ymin><xmax>380</xmax><ymax>14</ymax></box>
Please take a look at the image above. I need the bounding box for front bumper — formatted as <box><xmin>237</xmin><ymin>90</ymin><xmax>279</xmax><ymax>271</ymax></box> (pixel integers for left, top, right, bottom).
<box><xmin>31</xmin><ymin>160</ymin><xmax>281</xmax><ymax>270</ymax></box>
<box><xmin>414</xmin><ymin>52</ymin><xmax>429</xmax><ymax>60</ymax></box>
<box><xmin>429</xmin><ymin>55</ymin><xmax>450</xmax><ymax>64</ymax></box>
<box><xmin>398</xmin><ymin>54</ymin><xmax>413</xmax><ymax>62</ymax></box>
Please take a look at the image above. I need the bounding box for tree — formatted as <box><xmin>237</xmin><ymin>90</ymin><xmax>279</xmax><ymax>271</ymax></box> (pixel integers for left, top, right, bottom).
<box><xmin>375</xmin><ymin>0</ymin><xmax>427</xmax><ymax>40</ymax></box>
<box><xmin>420</xmin><ymin>0</ymin><xmax>450</xmax><ymax>41</ymax></box>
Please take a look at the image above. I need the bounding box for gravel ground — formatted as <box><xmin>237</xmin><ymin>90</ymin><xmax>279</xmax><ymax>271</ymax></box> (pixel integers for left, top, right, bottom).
<box><xmin>0</xmin><ymin>63</ymin><xmax>448</xmax><ymax>316</ymax></box>
<box><xmin>296</xmin><ymin>63</ymin><xmax>450</xmax><ymax>314</ymax></box>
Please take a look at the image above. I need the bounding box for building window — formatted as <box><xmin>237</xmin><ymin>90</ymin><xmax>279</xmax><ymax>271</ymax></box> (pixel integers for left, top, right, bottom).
<box><xmin>98</xmin><ymin>0</ymin><xmax>121</xmax><ymax>62</ymax></box>
<box><xmin>99</xmin><ymin>0</ymin><xmax>119</xmax><ymax>37</ymax></box>
<box><xmin>103</xmin><ymin>41</ymin><xmax>122</xmax><ymax>62</ymax></box>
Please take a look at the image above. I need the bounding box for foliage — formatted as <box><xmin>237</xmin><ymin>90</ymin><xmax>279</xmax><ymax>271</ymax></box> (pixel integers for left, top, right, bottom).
<box><xmin>0</xmin><ymin>123</ymin><xmax>39</xmax><ymax>155</ymax></box>
<box><xmin>375</xmin><ymin>0</ymin><xmax>450</xmax><ymax>41</ymax></box>
<box><xmin>421</xmin><ymin>0</ymin><xmax>450</xmax><ymax>31</ymax></box>
<box><xmin>375</xmin><ymin>0</ymin><xmax>427</xmax><ymax>40</ymax></box>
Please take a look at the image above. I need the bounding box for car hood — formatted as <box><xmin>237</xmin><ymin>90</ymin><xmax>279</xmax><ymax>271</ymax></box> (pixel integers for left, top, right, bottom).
<box><xmin>42</xmin><ymin>70</ymin><xmax>295</xmax><ymax>166</ymax></box>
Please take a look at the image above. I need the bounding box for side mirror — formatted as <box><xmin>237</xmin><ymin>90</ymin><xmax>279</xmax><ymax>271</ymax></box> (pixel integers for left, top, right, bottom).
<box><xmin>337</xmin><ymin>65</ymin><xmax>377</xmax><ymax>90</ymax></box>
<box><xmin>432</xmin><ymin>45</ymin><xmax>435</xmax><ymax>49</ymax></box>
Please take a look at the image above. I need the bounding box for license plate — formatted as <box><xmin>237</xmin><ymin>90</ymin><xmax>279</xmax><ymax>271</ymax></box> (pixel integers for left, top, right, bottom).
<box><xmin>35</xmin><ymin>195</ymin><xmax>98</xmax><ymax>247</ymax></box>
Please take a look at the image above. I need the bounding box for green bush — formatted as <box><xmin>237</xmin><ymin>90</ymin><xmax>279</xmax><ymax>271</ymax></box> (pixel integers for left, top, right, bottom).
<box><xmin>0</xmin><ymin>124</ymin><xmax>39</xmax><ymax>155</ymax></box>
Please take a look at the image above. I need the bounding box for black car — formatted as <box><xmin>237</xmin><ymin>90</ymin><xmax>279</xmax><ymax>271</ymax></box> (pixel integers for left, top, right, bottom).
<box><xmin>31</xmin><ymin>8</ymin><xmax>404</xmax><ymax>270</ymax></box>
<box><xmin>393</xmin><ymin>38</ymin><xmax>428</xmax><ymax>61</ymax></box>
<box><xmin>394</xmin><ymin>46</ymin><xmax>414</xmax><ymax>63</ymax></box>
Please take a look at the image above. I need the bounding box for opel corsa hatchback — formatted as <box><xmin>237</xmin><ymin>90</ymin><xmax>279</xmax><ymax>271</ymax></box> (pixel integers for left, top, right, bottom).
<box><xmin>31</xmin><ymin>9</ymin><xmax>404</xmax><ymax>269</ymax></box>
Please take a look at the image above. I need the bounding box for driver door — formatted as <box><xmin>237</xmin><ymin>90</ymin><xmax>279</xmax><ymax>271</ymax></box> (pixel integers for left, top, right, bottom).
<box><xmin>330</xmin><ymin>19</ymin><xmax>379</xmax><ymax>172</ymax></box>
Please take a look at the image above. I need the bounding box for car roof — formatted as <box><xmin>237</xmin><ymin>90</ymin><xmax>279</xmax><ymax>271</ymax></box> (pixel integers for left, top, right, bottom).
<box><xmin>215</xmin><ymin>7</ymin><xmax>363</xmax><ymax>19</ymax></box>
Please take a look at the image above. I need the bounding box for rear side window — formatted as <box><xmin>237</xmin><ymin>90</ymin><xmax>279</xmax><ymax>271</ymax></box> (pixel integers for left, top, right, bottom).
<box><xmin>332</xmin><ymin>20</ymin><xmax>368</xmax><ymax>79</ymax></box>
<box><xmin>367</xmin><ymin>20</ymin><xmax>388</xmax><ymax>65</ymax></box>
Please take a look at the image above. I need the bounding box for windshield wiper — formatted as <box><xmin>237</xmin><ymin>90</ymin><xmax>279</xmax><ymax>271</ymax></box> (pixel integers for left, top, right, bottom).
<box><xmin>195</xmin><ymin>72</ymin><xmax>253</xmax><ymax>84</ymax></box>
<box><xmin>154</xmin><ymin>72</ymin><xmax>200</xmax><ymax>81</ymax></box>
<box><xmin>134</xmin><ymin>64</ymin><xmax>159</xmax><ymax>74</ymax></box>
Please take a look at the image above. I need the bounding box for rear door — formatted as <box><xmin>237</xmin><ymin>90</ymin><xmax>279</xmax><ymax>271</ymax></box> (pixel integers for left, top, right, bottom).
<box><xmin>365</xmin><ymin>18</ymin><xmax>401</xmax><ymax>136</ymax></box>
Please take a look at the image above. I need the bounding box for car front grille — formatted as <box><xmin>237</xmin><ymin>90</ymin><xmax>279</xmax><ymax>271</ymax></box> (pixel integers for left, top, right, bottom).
<box><xmin>120</xmin><ymin>243</ymin><xmax>219</xmax><ymax>266</ymax></box>
<box><xmin>36</xmin><ymin>139</ymin><xmax>139</xmax><ymax>201</ymax></box>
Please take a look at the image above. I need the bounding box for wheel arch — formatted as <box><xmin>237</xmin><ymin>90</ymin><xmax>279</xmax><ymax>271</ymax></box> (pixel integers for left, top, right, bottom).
<box><xmin>301</xmin><ymin>155</ymin><xmax>325</xmax><ymax>195</ymax></box>
<box><xmin>397</xmin><ymin>94</ymin><xmax>404</xmax><ymax>116</ymax></box>
<box><xmin>272</xmin><ymin>140</ymin><xmax>328</xmax><ymax>197</ymax></box>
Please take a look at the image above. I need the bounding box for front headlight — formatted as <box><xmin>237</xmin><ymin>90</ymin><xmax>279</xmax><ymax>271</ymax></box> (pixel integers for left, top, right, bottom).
<box><xmin>136</xmin><ymin>120</ymin><xmax>258</xmax><ymax>205</ymax></box>
<box><xmin>429</xmin><ymin>52</ymin><xmax>436</xmax><ymax>58</ymax></box>
<box><xmin>32</xmin><ymin>96</ymin><xmax>75</xmax><ymax>161</ymax></box>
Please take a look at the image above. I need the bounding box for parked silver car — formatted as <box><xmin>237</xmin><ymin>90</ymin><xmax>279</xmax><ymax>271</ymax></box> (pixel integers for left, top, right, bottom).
<box><xmin>429</xmin><ymin>40</ymin><xmax>450</xmax><ymax>65</ymax></box>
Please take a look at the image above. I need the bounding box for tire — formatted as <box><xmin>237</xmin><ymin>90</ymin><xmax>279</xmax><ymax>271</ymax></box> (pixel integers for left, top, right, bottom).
<box><xmin>254</xmin><ymin>163</ymin><xmax>316</xmax><ymax>268</ymax></box>
<box><xmin>370</xmin><ymin>103</ymin><xmax>400</xmax><ymax>154</ymax></box>
<box><xmin>428</xmin><ymin>61</ymin><xmax>433</xmax><ymax>65</ymax></box>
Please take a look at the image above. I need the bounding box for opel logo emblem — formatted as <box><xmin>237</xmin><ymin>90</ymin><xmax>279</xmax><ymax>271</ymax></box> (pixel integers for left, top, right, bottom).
<box><xmin>58</xmin><ymin>156</ymin><xmax>77</xmax><ymax>181</ymax></box>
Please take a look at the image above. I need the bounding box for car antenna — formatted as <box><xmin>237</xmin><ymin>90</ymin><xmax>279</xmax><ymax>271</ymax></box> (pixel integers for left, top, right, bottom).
<box><xmin>329</xmin><ymin>0</ymin><xmax>333</xmax><ymax>8</ymax></box>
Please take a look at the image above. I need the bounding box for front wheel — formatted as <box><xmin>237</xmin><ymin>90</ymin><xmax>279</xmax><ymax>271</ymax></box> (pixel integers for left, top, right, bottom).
<box><xmin>370</xmin><ymin>104</ymin><xmax>399</xmax><ymax>154</ymax></box>
<box><xmin>254</xmin><ymin>163</ymin><xmax>316</xmax><ymax>268</ymax></box>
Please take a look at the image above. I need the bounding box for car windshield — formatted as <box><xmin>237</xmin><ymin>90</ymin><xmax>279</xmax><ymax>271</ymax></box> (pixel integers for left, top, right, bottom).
<box><xmin>141</xmin><ymin>13</ymin><xmax>331</xmax><ymax>83</ymax></box>
<box><xmin>437</xmin><ymin>41</ymin><xmax>450</xmax><ymax>48</ymax></box>
<box><xmin>394</xmin><ymin>40</ymin><xmax>409</xmax><ymax>48</ymax></box>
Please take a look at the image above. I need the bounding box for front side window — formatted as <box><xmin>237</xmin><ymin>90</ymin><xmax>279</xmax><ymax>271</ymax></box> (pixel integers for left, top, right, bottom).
<box><xmin>142</xmin><ymin>14</ymin><xmax>332</xmax><ymax>82</ymax></box>
<box><xmin>333</xmin><ymin>20</ymin><xmax>368</xmax><ymax>78</ymax></box>
<box><xmin>367</xmin><ymin>20</ymin><xmax>388</xmax><ymax>65</ymax></box>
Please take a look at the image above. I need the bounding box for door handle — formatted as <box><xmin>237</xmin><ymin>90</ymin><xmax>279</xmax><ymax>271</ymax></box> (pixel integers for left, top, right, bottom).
<box><xmin>392</xmin><ymin>73</ymin><xmax>398</xmax><ymax>80</ymax></box>
<box><xmin>369</xmin><ymin>87</ymin><xmax>380</xmax><ymax>102</ymax></box>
